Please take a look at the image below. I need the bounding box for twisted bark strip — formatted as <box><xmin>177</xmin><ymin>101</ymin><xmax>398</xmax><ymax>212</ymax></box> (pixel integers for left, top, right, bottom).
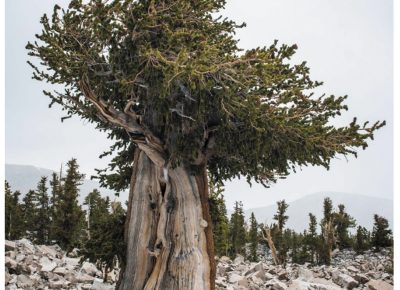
<box><xmin>196</xmin><ymin>168</ymin><xmax>216</xmax><ymax>290</ymax></box>
<box><xmin>117</xmin><ymin>151</ymin><xmax>214</xmax><ymax>290</ymax></box>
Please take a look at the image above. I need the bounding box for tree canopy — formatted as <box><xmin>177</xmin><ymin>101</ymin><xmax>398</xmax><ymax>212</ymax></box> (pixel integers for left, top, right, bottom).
<box><xmin>27</xmin><ymin>0</ymin><xmax>384</xmax><ymax>191</ymax></box>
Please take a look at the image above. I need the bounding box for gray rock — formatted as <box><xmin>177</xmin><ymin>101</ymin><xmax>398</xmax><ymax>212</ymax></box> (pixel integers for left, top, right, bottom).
<box><xmin>228</xmin><ymin>273</ymin><xmax>247</xmax><ymax>286</ymax></box>
<box><xmin>49</xmin><ymin>279</ymin><xmax>69</xmax><ymax>289</ymax></box>
<box><xmin>68</xmin><ymin>248</ymin><xmax>81</xmax><ymax>258</ymax></box>
<box><xmin>266</xmin><ymin>278</ymin><xmax>288</xmax><ymax>290</ymax></box>
<box><xmin>39</xmin><ymin>256</ymin><xmax>57</xmax><ymax>272</ymax></box>
<box><xmin>62</xmin><ymin>257</ymin><xmax>80</xmax><ymax>270</ymax></box>
<box><xmin>332</xmin><ymin>270</ymin><xmax>359</xmax><ymax>289</ymax></box>
<box><xmin>17</xmin><ymin>239</ymin><xmax>36</xmax><ymax>254</ymax></box>
<box><xmin>91</xmin><ymin>279</ymin><xmax>115</xmax><ymax>290</ymax></box>
<box><xmin>37</xmin><ymin>245</ymin><xmax>59</xmax><ymax>258</ymax></box>
<box><xmin>5</xmin><ymin>271</ymin><xmax>11</xmax><ymax>285</ymax></box>
<box><xmin>53</xmin><ymin>267</ymin><xmax>67</xmax><ymax>276</ymax></box>
<box><xmin>277</xmin><ymin>270</ymin><xmax>288</xmax><ymax>281</ymax></box>
<box><xmin>354</xmin><ymin>273</ymin><xmax>370</xmax><ymax>284</ymax></box>
<box><xmin>16</xmin><ymin>274</ymin><xmax>34</xmax><ymax>288</ymax></box>
<box><xmin>217</xmin><ymin>263</ymin><xmax>228</xmax><ymax>276</ymax></box>
<box><xmin>5</xmin><ymin>257</ymin><xmax>18</xmax><ymax>271</ymax></box>
<box><xmin>16</xmin><ymin>263</ymin><xmax>31</xmax><ymax>275</ymax></box>
<box><xmin>15</xmin><ymin>253</ymin><xmax>25</xmax><ymax>263</ymax></box>
<box><xmin>76</xmin><ymin>273</ymin><xmax>95</xmax><ymax>283</ymax></box>
<box><xmin>366</xmin><ymin>279</ymin><xmax>393</xmax><ymax>290</ymax></box>
<box><xmin>5</xmin><ymin>250</ymin><xmax>16</xmax><ymax>260</ymax></box>
<box><xmin>289</xmin><ymin>279</ymin><xmax>342</xmax><ymax>290</ymax></box>
<box><xmin>347</xmin><ymin>266</ymin><xmax>359</xmax><ymax>273</ymax></box>
<box><xmin>63</xmin><ymin>270</ymin><xmax>79</xmax><ymax>284</ymax></box>
<box><xmin>245</xmin><ymin>262</ymin><xmax>263</xmax><ymax>276</ymax></box>
<box><xmin>233</xmin><ymin>255</ymin><xmax>245</xmax><ymax>265</ymax></box>
<box><xmin>81</xmin><ymin>261</ymin><xmax>102</xmax><ymax>277</ymax></box>
<box><xmin>297</xmin><ymin>267</ymin><xmax>314</xmax><ymax>282</ymax></box>
<box><xmin>219</xmin><ymin>256</ymin><xmax>232</xmax><ymax>263</ymax></box>
<box><xmin>5</xmin><ymin>240</ymin><xmax>16</xmax><ymax>251</ymax></box>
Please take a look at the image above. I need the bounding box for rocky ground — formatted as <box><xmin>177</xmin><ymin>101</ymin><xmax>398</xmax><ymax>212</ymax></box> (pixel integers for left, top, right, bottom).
<box><xmin>5</xmin><ymin>239</ymin><xmax>393</xmax><ymax>290</ymax></box>
<box><xmin>5</xmin><ymin>239</ymin><xmax>116</xmax><ymax>290</ymax></box>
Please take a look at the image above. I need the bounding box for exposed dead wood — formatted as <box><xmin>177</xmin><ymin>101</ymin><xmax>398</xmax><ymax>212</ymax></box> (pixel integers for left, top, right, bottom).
<box><xmin>262</xmin><ymin>225</ymin><xmax>280</xmax><ymax>266</ymax></box>
<box><xmin>117</xmin><ymin>150</ymin><xmax>213</xmax><ymax>290</ymax></box>
<box><xmin>79</xmin><ymin>78</ymin><xmax>166</xmax><ymax>167</ymax></box>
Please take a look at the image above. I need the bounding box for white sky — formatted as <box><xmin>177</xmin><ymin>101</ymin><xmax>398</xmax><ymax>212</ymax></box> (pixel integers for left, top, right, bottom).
<box><xmin>5</xmin><ymin>0</ymin><xmax>393</xmax><ymax>210</ymax></box>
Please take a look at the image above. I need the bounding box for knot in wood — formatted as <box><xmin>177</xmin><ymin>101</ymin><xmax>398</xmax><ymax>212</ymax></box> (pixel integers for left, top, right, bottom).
<box><xmin>200</xmin><ymin>219</ymin><xmax>208</xmax><ymax>228</ymax></box>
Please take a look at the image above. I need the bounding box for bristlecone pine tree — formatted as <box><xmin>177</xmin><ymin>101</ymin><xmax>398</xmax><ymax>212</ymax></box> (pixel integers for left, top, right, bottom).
<box><xmin>27</xmin><ymin>1</ymin><xmax>384</xmax><ymax>289</ymax></box>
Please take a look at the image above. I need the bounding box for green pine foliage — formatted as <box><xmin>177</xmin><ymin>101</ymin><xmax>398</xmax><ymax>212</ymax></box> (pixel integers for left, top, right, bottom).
<box><xmin>290</xmin><ymin>231</ymin><xmax>309</xmax><ymax>264</ymax></box>
<box><xmin>371</xmin><ymin>214</ymin><xmax>393</xmax><ymax>251</ymax></box>
<box><xmin>354</xmin><ymin>226</ymin><xmax>370</xmax><ymax>254</ymax></box>
<box><xmin>22</xmin><ymin>189</ymin><xmax>37</xmax><ymax>241</ymax></box>
<box><xmin>52</xmin><ymin>158</ymin><xmax>86</xmax><ymax>251</ymax></box>
<box><xmin>229</xmin><ymin>201</ymin><xmax>246</xmax><ymax>258</ymax></box>
<box><xmin>333</xmin><ymin>204</ymin><xmax>356</xmax><ymax>249</ymax></box>
<box><xmin>81</xmin><ymin>190</ymin><xmax>126</xmax><ymax>281</ymax></box>
<box><xmin>5</xmin><ymin>182</ymin><xmax>24</xmax><ymax>240</ymax></box>
<box><xmin>319</xmin><ymin>197</ymin><xmax>335</xmax><ymax>265</ymax></box>
<box><xmin>304</xmin><ymin>213</ymin><xmax>318</xmax><ymax>264</ymax></box>
<box><xmin>209</xmin><ymin>177</ymin><xmax>230</xmax><ymax>257</ymax></box>
<box><xmin>49</xmin><ymin>172</ymin><xmax>63</xmax><ymax>242</ymax></box>
<box><xmin>273</xmin><ymin>200</ymin><xmax>289</xmax><ymax>264</ymax></box>
<box><xmin>34</xmin><ymin>177</ymin><xmax>51</xmax><ymax>244</ymax></box>
<box><xmin>26</xmin><ymin>0</ymin><xmax>384</xmax><ymax>194</ymax></box>
<box><xmin>248</xmin><ymin>212</ymin><xmax>259</xmax><ymax>262</ymax></box>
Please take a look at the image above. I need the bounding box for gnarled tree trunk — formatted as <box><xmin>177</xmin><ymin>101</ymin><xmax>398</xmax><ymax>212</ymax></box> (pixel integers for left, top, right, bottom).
<box><xmin>117</xmin><ymin>150</ymin><xmax>216</xmax><ymax>290</ymax></box>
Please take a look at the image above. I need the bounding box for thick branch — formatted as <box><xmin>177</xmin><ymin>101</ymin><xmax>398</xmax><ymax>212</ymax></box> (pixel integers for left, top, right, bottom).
<box><xmin>79</xmin><ymin>78</ymin><xmax>166</xmax><ymax>166</ymax></box>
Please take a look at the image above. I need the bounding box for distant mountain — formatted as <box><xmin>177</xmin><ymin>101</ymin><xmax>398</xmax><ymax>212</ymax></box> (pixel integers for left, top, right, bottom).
<box><xmin>5</xmin><ymin>164</ymin><xmax>128</xmax><ymax>204</ymax></box>
<box><xmin>244</xmin><ymin>192</ymin><xmax>393</xmax><ymax>232</ymax></box>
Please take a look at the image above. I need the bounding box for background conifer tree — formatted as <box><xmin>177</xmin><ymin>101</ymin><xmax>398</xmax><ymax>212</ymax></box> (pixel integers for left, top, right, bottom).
<box><xmin>229</xmin><ymin>201</ymin><xmax>246</xmax><ymax>258</ymax></box>
<box><xmin>354</xmin><ymin>226</ymin><xmax>370</xmax><ymax>254</ymax></box>
<box><xmin>319</xmin><ymin>197</ymin><xmax>335</xmax><ymax>265</ymax></box>
<box><xmin>209</xmin><ymin>178</ymin><xmax>230</xmax><ymax>257</ymax></box>
<box><xmin>333</xmin><ymin>204</ymin><xmax>356</xmax><ymax>249</ymax></box>
<box><xmin>371</xmin><ymin>214</ymin><xmax>392</xmax><ymax>251</ymax></box>
<box><xmin>248</xmin><ymin>212</ymin><xmax>259</xmax><ymax>262</ymax></box>
<box><xmin>49</xmin><ymin>171</ymin><xmax>63</xmax><ymax>242</ymax></box>
<box><xmin>5</xmin><ymin>182</ymin><xmax>24</xmax><ymax>240</ymax></box>
<box><xmin>273</xmin><ymin>200</ymin><xmax>289</xmax><ymax>264</ymax></box>
<box><xmin>22</xmin><ymin>189</ymin><xmax>37</xmax><ymax>241</ymax></box>
<box><xmin>53</xmin><ymin>158</ymin><xmax>85</xmax><ymax>251</ymax></box>
<box><xmin>305</xmin><ymin>213</ymin><xmax>318</xmax><ymax>264</ymax></box>
<box><xmin>81</xmin><ymin>190</ymin><xmax>125</xmax><ymax>281</ymax></box>
<box><xmin>34</xmin><ymin>177</ymin><xmax>51</xmax><ymax>244</ymax></box>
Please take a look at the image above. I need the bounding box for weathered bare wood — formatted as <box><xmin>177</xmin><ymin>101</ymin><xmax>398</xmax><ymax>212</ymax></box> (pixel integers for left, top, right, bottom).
<box><xmin>79</xmin><ymin>78</ymin><xmax>166</xmax><ymax>167</ymax></box>
<box><xmin>117</xmin><ymin>150</ymin><xmax>213</xmax><ymax>290</ymax></box>
<box><xmin>262</xmin><ymin>226</ymin><xmax>280</xmax><ymax>266</ymax></box>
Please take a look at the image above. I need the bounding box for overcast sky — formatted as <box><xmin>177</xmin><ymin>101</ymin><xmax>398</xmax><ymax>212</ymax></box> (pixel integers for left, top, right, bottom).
<box><xmin>5</xmin><ymin>0</ymin><xmax>393</xmax><ymax>210</ymax></box>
